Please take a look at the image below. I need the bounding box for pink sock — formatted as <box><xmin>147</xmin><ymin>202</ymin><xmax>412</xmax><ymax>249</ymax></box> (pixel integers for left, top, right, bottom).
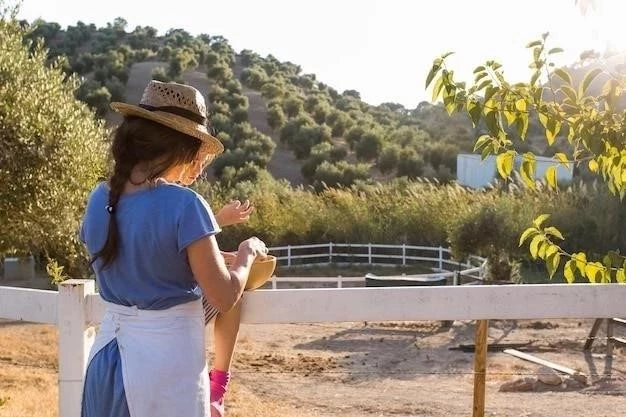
<box><xmin>209</xmin><ymin>368</ymin><xmax>230</xmax><ymax>404</ymax></box>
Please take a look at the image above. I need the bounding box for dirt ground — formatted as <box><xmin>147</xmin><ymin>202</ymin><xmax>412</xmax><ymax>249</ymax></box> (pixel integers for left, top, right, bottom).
<box><xmin>1</xmin><ymin>317</ymin><xmax>624</xmax><ymax>417</ymax></box>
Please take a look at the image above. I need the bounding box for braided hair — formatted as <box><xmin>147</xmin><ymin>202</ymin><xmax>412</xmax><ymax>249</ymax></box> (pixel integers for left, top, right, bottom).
<box><xmin>92</xmin><ymin>116</ymin><xmax>202</xmax><ymax>268</ymax></box>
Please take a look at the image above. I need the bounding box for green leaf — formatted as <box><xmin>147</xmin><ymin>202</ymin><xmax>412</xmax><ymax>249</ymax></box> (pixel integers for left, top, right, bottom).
<box><xmin>548</xmin><ymin>47</ymin><xmax>564</xmax><ymax>54</ymax></box>
<box><xmin>533</xmin><ymin>214</ymin><xmax>550</xmax><ymax>228</ymax></box>
<box><xmin>554</xmin><ymin>68</ymin><xmax>572</xmax><ymax>85</ymax></box>
<box><xmin>473</xmin><ymin>65</ymin><xmax>486</xmax><ymax>74</ymax></box>
<box><xmin>521</xmin><ymin>155</ymin><xmax>536</xmax><ymax>188</ymax></box>
<box><xmin>579</xmin><ymin>68</ymin><xmax>603</xmax><ymax>96</ymax></box>
<box><xmin>504</xmin><ymin>109</ymin><xmax>516</xmax><ymax>126</ymax></box>
<box><xmin>516</xmin><ymin>113</ymin><xmax>529</xmax><ymax>139</ymax></box>
<box><xmin>546</xmin><ymin>252</ymin><xmax>561</xmax><ymax>279</ymax></box>
<box><xmin>473</xmin><ymin>134</ymin><xmax>491</xmax><ymax>152</ymax></box>
<box><xmin>484</xmin><ymin>110</ymin><xmax>499</xmax><ymax>136</ymax></box>
<box><xmin>544</xmin><ymin>226</ymin><xmax>564</xmax><ymax>240</ymax></box>
<box><xmin>584</xmin><ymin>262</ymin><xmax>603</xmax><ymax>283</ymax></box>
<box><xmin>546</xmin><ymin>119</ymin><xmax>561</xmax><ymax>145</ymax></box>
<box><xmin>564</xmin><ymin>260</ymin><xmax>576</xmax><ymax>283</ymax></box>
<box><xmin>443</xmin><ymin>88</ymin><xmax>457</xmax><ymax>115</ymax></box>
<box><xmin>526</xmin><ymin>40</ymin><xmax>542</xmax><ymax>48</ymax></box>
<box><xmin>545</xmin><ymin>244</ymin><xmax>559</xmax><ymax>259</ymax></box>
<box><xmin>519</xmin><ymin>227</ymin><xmax>538</xmax><ymax>246</ymax></box>
<box><xmin>484</xmin><ymin>86</ymin><xmax>499</xmax><ymax>102</ymax></box>
<box><xmin>426</xmin><ymin>63</ymin><xmax>441</xmax><ymax>89</ymax></box>
<box><xmin>588</xmin><ymin>159</ymin><xmax>599</xmax><ymax>173</ymax></box>
<box><xmin>529</xmin><ymin>235</ymin><xmax>543</xmax><ymax>259</ymax></box>
<box><xmin>474</xmin><ymin>72</ymin><xmax>488</xmax><ymax>83</ymax></box>
<box><xmin>467</xmin><ymin>100</ymin><xmax>482</xmax><ymax>127</ymax></box>
<box><xmin>496</xmin><ymin>150</ymin><xmax>515</xmax><ymax>179</ymax></box>
<box><xmin>573</xmin><ymin>252</ymin><xmax>587</xmax><ymax>274</ymax></box>
<box><xmin>560</xmin><ymin>85</ymin><xmax>577</xmax><ymax>103</ymax></box>
<box><xmin>545</xmin><ymin>165</ymin><xmax>558</xmax><ymax>189</ymax></box>
<box><xmin>617</xmin><ymin>268</ymin><xmax>626</xmax><ymax>283</ymax></box>
<box><xmin>480</xmin><ymin>143</ymin><xmax>494</xmax><ymax>160</ymax></box>
<box><xmin>440</xmin><ymin>51</ymin><xmax>454</xmax><ymax>59</ymax></box>
<box><xmin>553</xmin><ymin>152</ymin><xmax>570</xmax><ymax>168</ymax></box>
<box><xmin>476</xmin><ymin>79</ymin><xmax>491</xmax><ymax>92</ymax></box>
<box><xmin>537</xmin><ymin>241</ymin><xmax>547</xmax><ymax>259</ymax></box>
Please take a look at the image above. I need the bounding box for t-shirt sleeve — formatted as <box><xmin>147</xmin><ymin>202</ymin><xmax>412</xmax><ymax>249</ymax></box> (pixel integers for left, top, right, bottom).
<box><xmin>177</xmin><ymin>194</ymin><xmax>221</xmax><ymax>252</ymax></box>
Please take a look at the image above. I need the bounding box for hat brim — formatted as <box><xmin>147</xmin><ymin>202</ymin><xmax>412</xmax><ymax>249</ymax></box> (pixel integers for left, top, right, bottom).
<box><xmin>110</xmin><ymin>102</ymin><xmax>224</xmax><ymax>155</ymax></box>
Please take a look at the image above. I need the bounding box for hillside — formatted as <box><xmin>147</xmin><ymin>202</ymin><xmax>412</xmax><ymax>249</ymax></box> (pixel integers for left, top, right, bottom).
<box><xmin>24</xmin><ymin>17</ymin><xmax>554</xmax><ymax>189</ymax></box>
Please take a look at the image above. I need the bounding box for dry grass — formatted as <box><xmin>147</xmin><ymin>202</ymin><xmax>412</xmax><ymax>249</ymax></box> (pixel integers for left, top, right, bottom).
<box><xmin>0</xmin><ymin>366</ymin><xmax>57</xmax><ymax>417</ymax></box>
<box><xmin>0</xmin><ymin>321</ymin><xmax>300</xmax><ymax>417</ymax></box>
<box><xmin>0</xmin><ymin>322</ymin><xmax>58</xmax><ymax>417</ymax></box>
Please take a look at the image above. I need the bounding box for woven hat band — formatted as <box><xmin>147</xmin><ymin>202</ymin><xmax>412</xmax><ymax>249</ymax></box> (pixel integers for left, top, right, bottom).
<box><xmin>139</xmin><ymin>104</ymin><xmax>207</xmax><ymax>126</ymax></box>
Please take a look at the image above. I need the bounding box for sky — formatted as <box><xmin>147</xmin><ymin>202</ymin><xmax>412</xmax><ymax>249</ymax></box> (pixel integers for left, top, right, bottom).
<box><xmin>14</xmin><ymin>0</ymin><xmax>626</xmax><ymax>108</ymax></box>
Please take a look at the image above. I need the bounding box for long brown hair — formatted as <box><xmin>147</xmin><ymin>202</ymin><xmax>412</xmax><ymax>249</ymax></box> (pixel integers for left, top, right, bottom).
<box><xmin>92</xmin><ymin>116</ymin><xmax>202</xmax><ymax>268</ymax></box>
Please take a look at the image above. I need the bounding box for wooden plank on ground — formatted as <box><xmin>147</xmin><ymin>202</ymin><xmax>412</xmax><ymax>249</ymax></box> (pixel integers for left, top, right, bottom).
<box><xmin>450</xmin><ymin>342</ymin><xmax>532</xmax><ymax>352</ymax></box>
<box><xmin>503</xmin><ymin>349</ymin><xmax>587</xmax><ymax>384</ymax></box>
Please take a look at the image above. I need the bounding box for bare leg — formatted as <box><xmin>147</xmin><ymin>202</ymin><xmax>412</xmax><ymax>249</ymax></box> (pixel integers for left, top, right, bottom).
<box><xmin>210</xmin><ymin>299</ymin><xmax>242</xmax><ymax>416</ymax></box>
<box><xmin>212</xmin><ymin>298</ymin><xmax>242</xmax><ymax>371</ymax></box>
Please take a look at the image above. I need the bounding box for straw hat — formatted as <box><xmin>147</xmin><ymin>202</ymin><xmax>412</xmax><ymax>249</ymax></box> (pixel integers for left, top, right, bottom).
<box><xmin>110</xmin><ymin>80</ymin><xmax>224</xmax><ymax>155</ymax></box>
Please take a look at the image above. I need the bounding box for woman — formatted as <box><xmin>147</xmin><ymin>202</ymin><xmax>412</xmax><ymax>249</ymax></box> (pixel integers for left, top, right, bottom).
<box><xmin>79</xmin><ymin>80</ymin><xmax>267</xmax><ymax>417</ymax></box>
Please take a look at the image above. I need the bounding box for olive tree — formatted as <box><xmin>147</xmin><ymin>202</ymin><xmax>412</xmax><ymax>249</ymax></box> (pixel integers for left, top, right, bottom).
<box><xmin>1</xmin><ymin>10</ymin><xmax>107</xmax><ymax>276</ymax></box>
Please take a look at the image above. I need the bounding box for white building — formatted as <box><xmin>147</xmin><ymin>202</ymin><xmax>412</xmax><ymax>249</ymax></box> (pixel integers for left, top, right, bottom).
<box><xmin>456</xmin><ymin>153</ymin><xmax>574</xmax><ymax>189</ymax></box>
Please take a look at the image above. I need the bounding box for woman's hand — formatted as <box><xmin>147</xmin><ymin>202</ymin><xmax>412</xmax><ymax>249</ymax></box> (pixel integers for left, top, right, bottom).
<box><xmin>238</xmin><ymin>236</ymin><xmax>268</xmax><ymax>259</ymax></box>
<box><xmin>215</xmin><ymin>200</ymin><xmax>254</xmax><ymax>228</ymax></box>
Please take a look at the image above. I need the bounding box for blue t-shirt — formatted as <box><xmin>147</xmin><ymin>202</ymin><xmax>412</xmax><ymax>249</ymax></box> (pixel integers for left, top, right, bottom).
<box><xmin>79</xmin><ymin>181</ymin><xmax>221</xmax><ymax>310</ymax></box>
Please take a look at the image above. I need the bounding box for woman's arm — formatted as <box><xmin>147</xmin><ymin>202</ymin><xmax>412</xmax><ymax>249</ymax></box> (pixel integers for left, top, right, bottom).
<box><xmin>187</xmin><ymin>235</ymin><xmax>265</xmax><ymax>312</ymax></box>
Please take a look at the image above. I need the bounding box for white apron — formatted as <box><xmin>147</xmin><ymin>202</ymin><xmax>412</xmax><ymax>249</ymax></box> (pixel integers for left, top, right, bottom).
<box><xmin>87</xmin><ymin>298</ymin><xmax>210</xmax><ymax>417</ymax></box>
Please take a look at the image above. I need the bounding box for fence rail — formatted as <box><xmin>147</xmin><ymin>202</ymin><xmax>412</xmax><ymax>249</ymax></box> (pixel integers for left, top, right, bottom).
<box><xmin>2</xmin><ymin>281</ymin><xmax>626</xmax><ymax>417</ymax></box>
<box><xmin>266</xmin><ymin>243</ymin><xmax>486</xmax><ymax>288</ymax></box>
<box><xmin>269</xmin><ymin>243</ymin><xmax>472</xmax><ymax>269</ymax></box>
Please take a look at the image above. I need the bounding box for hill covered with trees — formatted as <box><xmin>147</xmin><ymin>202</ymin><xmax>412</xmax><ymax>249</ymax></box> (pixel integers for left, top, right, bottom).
<box><xmin>23</xmin><ymin>16</ymin><xmax>483</xmax><ymax>189</ymax></box>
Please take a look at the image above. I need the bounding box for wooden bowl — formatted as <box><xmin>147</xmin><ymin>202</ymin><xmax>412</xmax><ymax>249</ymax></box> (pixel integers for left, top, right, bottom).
<box><xmin>225</xmin><ymin>254</ymin><xmax>277</xmax><ymax>290</ymax></box>
<box><xmin>246</xmin><ymin>255</ymin><xmax>277</xmax><ymax>290</ymax></box>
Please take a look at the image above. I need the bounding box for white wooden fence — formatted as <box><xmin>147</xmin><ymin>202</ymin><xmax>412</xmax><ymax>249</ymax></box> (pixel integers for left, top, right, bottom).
<box><xmin>2</xmin><ymin>281</ymin><xmax>626</xmax><ymax>417</ymax></box>
<box><xmin>266</xmin><ymin>243</ymin><xmax>486</xmax><ymax>288</ymax></box>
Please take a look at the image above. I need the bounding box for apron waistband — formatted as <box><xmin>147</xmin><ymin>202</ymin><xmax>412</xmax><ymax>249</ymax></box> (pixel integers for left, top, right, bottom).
<box><xmin>104</xmin><ymin>299</ymin><xmax>203</xmax><ymax>319</ymax></box>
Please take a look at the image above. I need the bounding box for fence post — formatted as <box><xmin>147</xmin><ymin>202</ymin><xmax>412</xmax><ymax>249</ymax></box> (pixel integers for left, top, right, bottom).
<box><xmin>337</xmin><ymin>275</ymin><xmax>343</xmax><ymax>289</ymax></box>
<box><xmin>438</xmin><ymin>246</ymin><xmax>443</xmax><ymax>271</ymax></box>
<box><xmin>368</xmin><ymin>243</ymin><xmax>372</xmax><ymax>265</ymax></box>
<box><xmin>287</xmin><ymin>245</ymin><xmax>292</xmax><ymax>267</ymax></box>
<box><xmin>453</xmin><ymin>271</ymin><xmax>459</xmax><ymax>286</ymax></box>
<box><xmin>271</xmin><ymin>275</ymin><xmax>277</xmax><ymax>290</ymax></box>
<box><xmin>329</xmin><ymin>242</ymin><xmax>333</xmax><ymax>264</ymax></box>
<box><xmin>472</xmin><ymin>319</ymin><xmax>489</xmax><ymax>417</ymax></box>
<box><xmin>58</xmin><ymin>279</ymin><xmax>96</xmax><ymax>417</ymax></box>
<box><xmin>402</xmin><ymin>244</ymin><xmax>406</xmax><ymax>266</ymax></box>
